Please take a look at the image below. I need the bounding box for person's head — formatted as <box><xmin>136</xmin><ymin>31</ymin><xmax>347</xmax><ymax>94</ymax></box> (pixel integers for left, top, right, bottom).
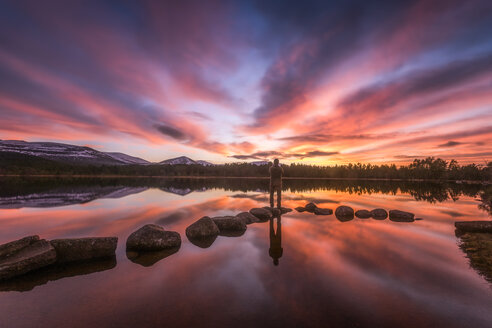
<box><xmin>273</xmin><ymin>158</ymin><xmax>279</xmax><ymax>166</ymax></box>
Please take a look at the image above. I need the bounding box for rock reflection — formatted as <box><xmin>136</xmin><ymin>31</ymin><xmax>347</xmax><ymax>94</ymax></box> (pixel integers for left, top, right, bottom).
<box><xmin>187</xmin><ymin>235</ymin><xmax>218</xmax><ymax>249</ymax></box>
<box><xmin>0</xmin><ymin>257</ymin><xmax>116</xmax><ymax>292</ymax></box>
<box><xmin>126</xmin><ymin>247</ymin><xmax>180</xmax><ymax>267</ymax></box>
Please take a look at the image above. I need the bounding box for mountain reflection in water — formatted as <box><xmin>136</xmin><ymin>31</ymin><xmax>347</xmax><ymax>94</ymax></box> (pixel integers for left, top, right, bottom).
<box><xmin>0</xmin><ymin>177</ymin><xmax>491</xmax><ymax>328</ymax></box>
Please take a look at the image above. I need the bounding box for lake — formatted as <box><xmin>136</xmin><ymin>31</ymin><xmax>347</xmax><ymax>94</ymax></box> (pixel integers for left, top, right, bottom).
<box><xmin>0</xmin><ymin>177</ymin><xmax>491</xmax><ymax>328</ymax></box>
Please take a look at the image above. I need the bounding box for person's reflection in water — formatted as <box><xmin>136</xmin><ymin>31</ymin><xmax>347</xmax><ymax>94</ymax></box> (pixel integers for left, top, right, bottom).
<box><xmin>269</xmin><ymin>158</ymin><xmax>283</xmax><ymax>208</ymax></box>
<box><xmin>269</xmin><ymin>214</ymin><xmax>283</xmax><ymax>266</ymax></box>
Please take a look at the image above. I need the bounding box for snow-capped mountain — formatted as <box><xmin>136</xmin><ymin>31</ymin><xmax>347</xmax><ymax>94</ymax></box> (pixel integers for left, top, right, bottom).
<box><xmin>104</xmin><ymin>152</ymin><xmax>150</xmax><ymax>165</ymax></box>
<box><xmin>0</xmin><ymin>140</ymin><xmax>148</xmax><ymax>166</ymax></box>
<box><xmin>159</xmin><ymin>156</ymin><xmax>213</xmax><ymax>166</ymax></box>
<box><xmin>250</xmin><ymin>161</ymin><xmax>270</xmax><ymax>166</ymax></box>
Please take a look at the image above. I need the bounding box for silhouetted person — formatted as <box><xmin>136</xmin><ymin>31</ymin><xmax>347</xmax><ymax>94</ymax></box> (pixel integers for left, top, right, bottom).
<box><xmin>269</xmin><ymin>158</ymin><xmax>283</xmax><ymax>208</ymax></box>
<box><xmin>269</xmin><ymin>215</ymin><xmax>283</xmax><ymax>266</ymax></box>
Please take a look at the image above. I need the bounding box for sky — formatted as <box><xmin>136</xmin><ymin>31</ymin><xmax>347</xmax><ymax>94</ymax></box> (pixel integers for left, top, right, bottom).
<box><xmin>0</xmin><ymin>0</ymin><xmax>491</xmax><ymax>165</ymax></box>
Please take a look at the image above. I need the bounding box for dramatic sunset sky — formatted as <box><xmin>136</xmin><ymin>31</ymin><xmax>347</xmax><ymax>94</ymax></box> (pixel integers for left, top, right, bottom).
<box><xmin>0</xmin><ymin>0</ymin><xmax>491</xmax><ymax>164</ymax></box>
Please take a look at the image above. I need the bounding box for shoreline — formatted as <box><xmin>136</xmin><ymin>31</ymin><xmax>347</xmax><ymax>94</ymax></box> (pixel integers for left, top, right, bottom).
<box><xmin>0</xmin><ymin>174</ymin><xmax>489</xmax><ymax>184</ymax></box>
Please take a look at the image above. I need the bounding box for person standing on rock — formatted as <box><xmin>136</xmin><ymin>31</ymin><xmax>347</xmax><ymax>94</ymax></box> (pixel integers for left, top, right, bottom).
<box><xmin>269</xmin><ymin>158</ymin><xmax>283</xmax><ymax>208</ymax></box>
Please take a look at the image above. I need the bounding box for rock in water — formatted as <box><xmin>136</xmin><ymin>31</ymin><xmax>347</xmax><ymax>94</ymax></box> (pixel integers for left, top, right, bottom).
<box><xmin>50</xmin><ymin>237</ymin><xmax>117</xmax><ymax>263</ymax></box>
<box><xmin>389</xmin><ymin>210</ymin><xmax>415</xmax><ymax>222</ymax></box>
<box><xmin>0</xmin><ymin>235</ymin><xmax>40</xmax><ymax>259</ymax></box>
<box><xmin>314</xmin><ymin>208</ymin><xmax>333</xmax><ymax>215</ymax></box>
<box><xmin>212</xmin><ymin>216</ymin><xmax>247</xmax><ymax>235</ymax></box>
<box><xmin>455</xmin><ymin>221</ymin><xmax>492</xmax><ymax>233</ymax></box>
<box><xmin>280</xmin><ymin>207</ymin><xmax>293</xmax><ymax>214</ymax></box>
<box><xmin>249</xmin><ymin>208</ymin><xmax>273</xmax><ymax>220</ymax></box>
<box><xmin>185</xmin><ymin>216</ymin><xmax>220</xmax><ymax>239</ymax></box>
<box><xmin>126</xmin><ymin>247</ymin><xmax>179</xmax><ymax>267</ymax></box>
<box><xmin>236</xmin><ymin>212</ymin><xmax>261</xmax><ymax>225</ymax></box>
<box><xmin>0</xmin><ymin>238</ymin><xmax>56</xmax><ymax>281</ymax></box>
<box><xmin>295</xmin><ymin>207</ymin><xmax>306</xmax><ymax>212</ymax></box>
<box><xmin>371</xmin><ymin>208</ymin><xmax>388</xmax><ymax>220</ymax></box>
<box><xmin>335</xmin><ymin>206</ymin><xmax>354</xmax><ymax>221</ymax></box>
<box><xmin>305</xmin><ymin>203</ymin><xmax>317</xmax><ymax>213</ymax></box>
<box><xmin>263</xmin><ymin>206</ymin><xmax>281</xmax><ymax>216</ymax></box>
<box><xmin>126</xmin><ymin>224</ymin><xmax>181</xmax><ymax>251</ymax></box>
<box><xmin>355</xmin><ymin>210</ymin><xmax>372</xmax><ymax>219</ymax></box>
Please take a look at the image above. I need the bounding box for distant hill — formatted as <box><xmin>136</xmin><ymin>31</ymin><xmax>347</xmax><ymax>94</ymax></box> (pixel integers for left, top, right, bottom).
<box><xmin>159</xmin><ymin>156</ymin><xmax>213</xmax><ymax>166</ymax></box>
<box><xmin>0</xmin><ymin>140</ymin><xmax>147</xmax><ymax>166</ymax></box>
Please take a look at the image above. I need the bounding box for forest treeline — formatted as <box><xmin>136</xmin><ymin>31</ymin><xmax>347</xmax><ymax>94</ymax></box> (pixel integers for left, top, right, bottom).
<box><xmin>1</xmin><ymin>152</ymin><xmax>491</xmax><ymax>181</ymax></box>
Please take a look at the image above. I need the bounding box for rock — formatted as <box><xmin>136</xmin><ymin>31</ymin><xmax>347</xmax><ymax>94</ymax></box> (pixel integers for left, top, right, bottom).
<box><xmin>0</xmin><ymin>235</ymin><xmax>40</xmax><ymax>259</ymax></box>
<box><xmin>295</xmin><ymin>206</ymin><xmax>306</xmax><ymax>212</ymax></box>
<box><xmin>371</xmin><ymin>208</ymin><xmax>388</xmax><ymax>220</ymax></box>
<box><xmin>305</xmin><ymin>202</ymin><xmax>318</xmax><ymax>213</ymax></box>
<box><xmin>0</xmin><ymin>239</ymin><xmax>56</xmax><ymax>281</ymax></box>
<box><xmin>0</xmin><ymin>257</ymin><xmax>116</xmax><ymax>292</ymax></box>
<box><xmin>389</xmin><ymin>210</ymin><xmax>415</xmax><ymax>222</ymax></box>
<box><xmin>236</xmin><ymin>212</ymin><xmax>260</xmax><ymax>225</ymax></box>
<box><xmin>263</xmin><ymin>206</ymin><xmax>281</xmax><ymax>216</ymax></box>
<box><xmin>185</xmin><ymin>216</ymin><xmax>220</xmax><ymax>240</ymax></box>
<box><xmin>126</xmin><ymin>248</ymin><xmax>179</xmax><ymax>267</ymax></box>
<box><xmin>212</xmin><ymin>216</ymin><xmax>247</xmax><ymax>236</ymax></box>
<box><xmin>335</xmin><ymin>206</ymin><xmax>354</xmax><ymax>221</ymax></box>
<box><xmin>126</xmin><ymin>224</ymin><xmax>181</xmax><ymax>251</ymax></box>
<box><xmin>187</xmin><ymin>235</ymin><xmax>217</xmax><ymax>248</ymax></box>
<box><xmin>280</xmin><ymin>207</ymin><xmax>293</xmax><ymax>214</ymax></box>
<box><xmin>50</xmin><ymin>237</ymin><xmax>117</xmax><ymax>263</ymax></box>
<box><xmin>355</xmin><ymin>210</ymin><xmax>372</xmax><ymax>219</ymax></box>
<box><xmin>249</xmin><ymin>208</ymin><xmax>273</xmax><ymax>220</ymax></box>
<box><xmin>455</xmin><ymin>221</ymin><xmax>492</xmax><ymax>233</ymax></box>
<box><xmin>314</xmin><ymin>208</ymin><xmax>333</xmax><ymax>215</ymax></box>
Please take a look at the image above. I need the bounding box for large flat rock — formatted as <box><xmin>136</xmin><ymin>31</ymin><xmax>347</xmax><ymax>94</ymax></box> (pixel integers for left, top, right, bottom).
<box><xmin>0</xmin><ymin>239</ymin><xmax>56</xmax><ymax>281</ymax></box>
<box><xmin>0</xmin><ymin>235</ymin><xmax>40</xmax><ymax>259</ymax></box>
<box><xmin>50</xmin><ymin>237</ymin><xmax>117</xmax><ymax>263</ymax></box>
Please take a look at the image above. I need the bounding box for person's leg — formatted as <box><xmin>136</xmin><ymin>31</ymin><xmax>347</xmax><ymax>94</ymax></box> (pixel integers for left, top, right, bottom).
<box><xmin>277</xmin><ymin>186</ymin><xmax>281</xmax><ymax>208</ymax></box>
<box><xmin>269</xmin><ymin>184</ymin><xmax>274</xmax><ymax>208</ymax></box>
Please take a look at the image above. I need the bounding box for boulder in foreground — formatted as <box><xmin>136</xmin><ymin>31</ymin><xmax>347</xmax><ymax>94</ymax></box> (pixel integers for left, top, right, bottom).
<box><xmin>126</xmin><ymin>224</ymin><xmax>181</xmax><ymax>251</ymax></box>
<box><xmin>371</xmin><ymin>208</ymin><xmax>388</xmax><ymax>220</ymax></box>
<box><xmin>314</xmin><ymin>208</ymin><xmax>333</xmax><ymax>215</ymax></box>
<box><xmin>0</xmin><ymin>235</ymin><xmax>40</xmax><ymax>259</ymax></box>
<box><xmin>455</xmin><ymin>221</ymin><xmax>492</xmax><ymax>233</ymax></box>
<box><xmin>212</xmin><ymin>216</ymin><xmax>247</xmax><ymax>235</ymax></box>
<box><xmin>295</xmin><ymin>206</ymin><xmax>306</xmax><ymax>213</ymax></box>
<box><xmin>335</xmin><ymin>206</ymin><xmax>354</xmax><ymax>221</ymax></box>
<box><xmin>236</xmin><ymin>212</ymin><xmax>261</xmax><ymax>225</ymax></box>
<box><xmin>0</xmin><ymin>238</ymin><xmax>56</xmax><ymax>281</ymax></box>
<box><xmin>249</xmin><ymin>208</ymin><xmax>273</xmax><ymax>220</ymax></box>
<box><xmin>389</xmin><ymin>210</ymin><xmax>415</xmax><ymax>222</ymax></box>
<box><xmin>305</xmin><ymin>203</ymin><xmax>317</xmax><ymax>213</ymax></box>
<box><xmin>50</xmin><ymin>237</ymin><xmax>117</xmax><ymax>263</ymax></box>
<box><xmin>185</xmin><ymin>216</ymin><xmax>220</xmax><ymax>239</ymax></box>
<box><xmin>355</xmin><ymin>210</ymin><xmax>372</xmax><ymax>219</ymax></box>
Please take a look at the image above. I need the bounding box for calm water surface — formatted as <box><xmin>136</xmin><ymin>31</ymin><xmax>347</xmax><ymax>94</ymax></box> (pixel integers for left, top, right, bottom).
<box><xmin>0</xmin><ymin>178</ymin><xmax>491</xmax><ymax>328</ymax></box>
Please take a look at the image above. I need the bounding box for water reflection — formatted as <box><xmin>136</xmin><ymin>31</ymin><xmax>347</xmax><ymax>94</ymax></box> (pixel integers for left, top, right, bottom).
<box><xmin>269</xmin><ymin>215</ymin><xmax>282</xmax><ymax>266</ymax></box>
<box><xmin>126</xmin><ymin>247</ymin><xmax>180</xmax><ymax>267</ymax></box>
<box><xmin>0</xmin><ymin>257</ymin><xmax>116</xmax><ymax>292</ymax></box>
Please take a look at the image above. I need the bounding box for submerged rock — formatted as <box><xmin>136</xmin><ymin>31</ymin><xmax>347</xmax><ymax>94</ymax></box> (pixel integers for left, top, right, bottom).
<box><xmin>295</xmin><ymin>206</ymin><xmax>306</xmax><ymax>213</ymax></box>
<box><xmin>249</xmin><ymin>208</ymin><xmax>273</xmax><ymax>220</ymax></box>
<box><xmin>126</xmin><ymin>224</ymin><xmax>181</xmax><ymax>251</ymax></box>
<box><xmin>126</xmin><ymin>247</ymin><xmax>179</xmax><ymax>267</ymax></box>
<box><xmin>335</xmin><ymin>206</ymin><xmax>354</xmax><ymax>221</ymax></box>
<box><xmin>185</xmin><ymin>216</ymin><xmax>220</xmax><ymax>240</ymax></box>
<box><xmin>355</xmin><ymin>210</ymin><xmax>372</xmax><ymax>219</ymax></box>
<box><xmin>455</xmin><ymin>221</ymin><xmax>492</xmax><ymax>233</ymax></box>
<box><xmin>0</xmin><ymin>238</ymin><xmax>56</xmax><ymax>281</ymax></box>
<box><xmin>389</xmin><ymin>210</ymin><xmax>415</xmax><ymax>222</ymax></box>
<box><xmin>50</xmin><ymin>237</ymin><xmax>117</xmax><ymax>263</ymax></box>
<box><xmin>236</xmin><ymin>212</ymin><xmax>261</xmax><ymax>225</ymax></box>
<box><xmin>314</xmin><ymin>208</ymin><xmax>333</xmax><ymax>215</ymax></box>
<box><xmin>280</xmin><ymin>207</ymin><xmax>293</xmax><ymax>214</ymax></box>
<box><xmin>458</xmin><ymin>232</ymin><xmax>492</xmax><ymax>283</ymax></box>
<box><xmin>305</xmin><ymin>203</ymin><xmax>318</xmax><ymax>213</ymax></box>
<box><xmin>371</xmin><ymin>208</ymin><xmax>388</xmax><ymax>220</ymax></box>
<box><xmin>212</xmin><ymin>216</ymin><xmax>247</xmax><ymax>236</ymax></box>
